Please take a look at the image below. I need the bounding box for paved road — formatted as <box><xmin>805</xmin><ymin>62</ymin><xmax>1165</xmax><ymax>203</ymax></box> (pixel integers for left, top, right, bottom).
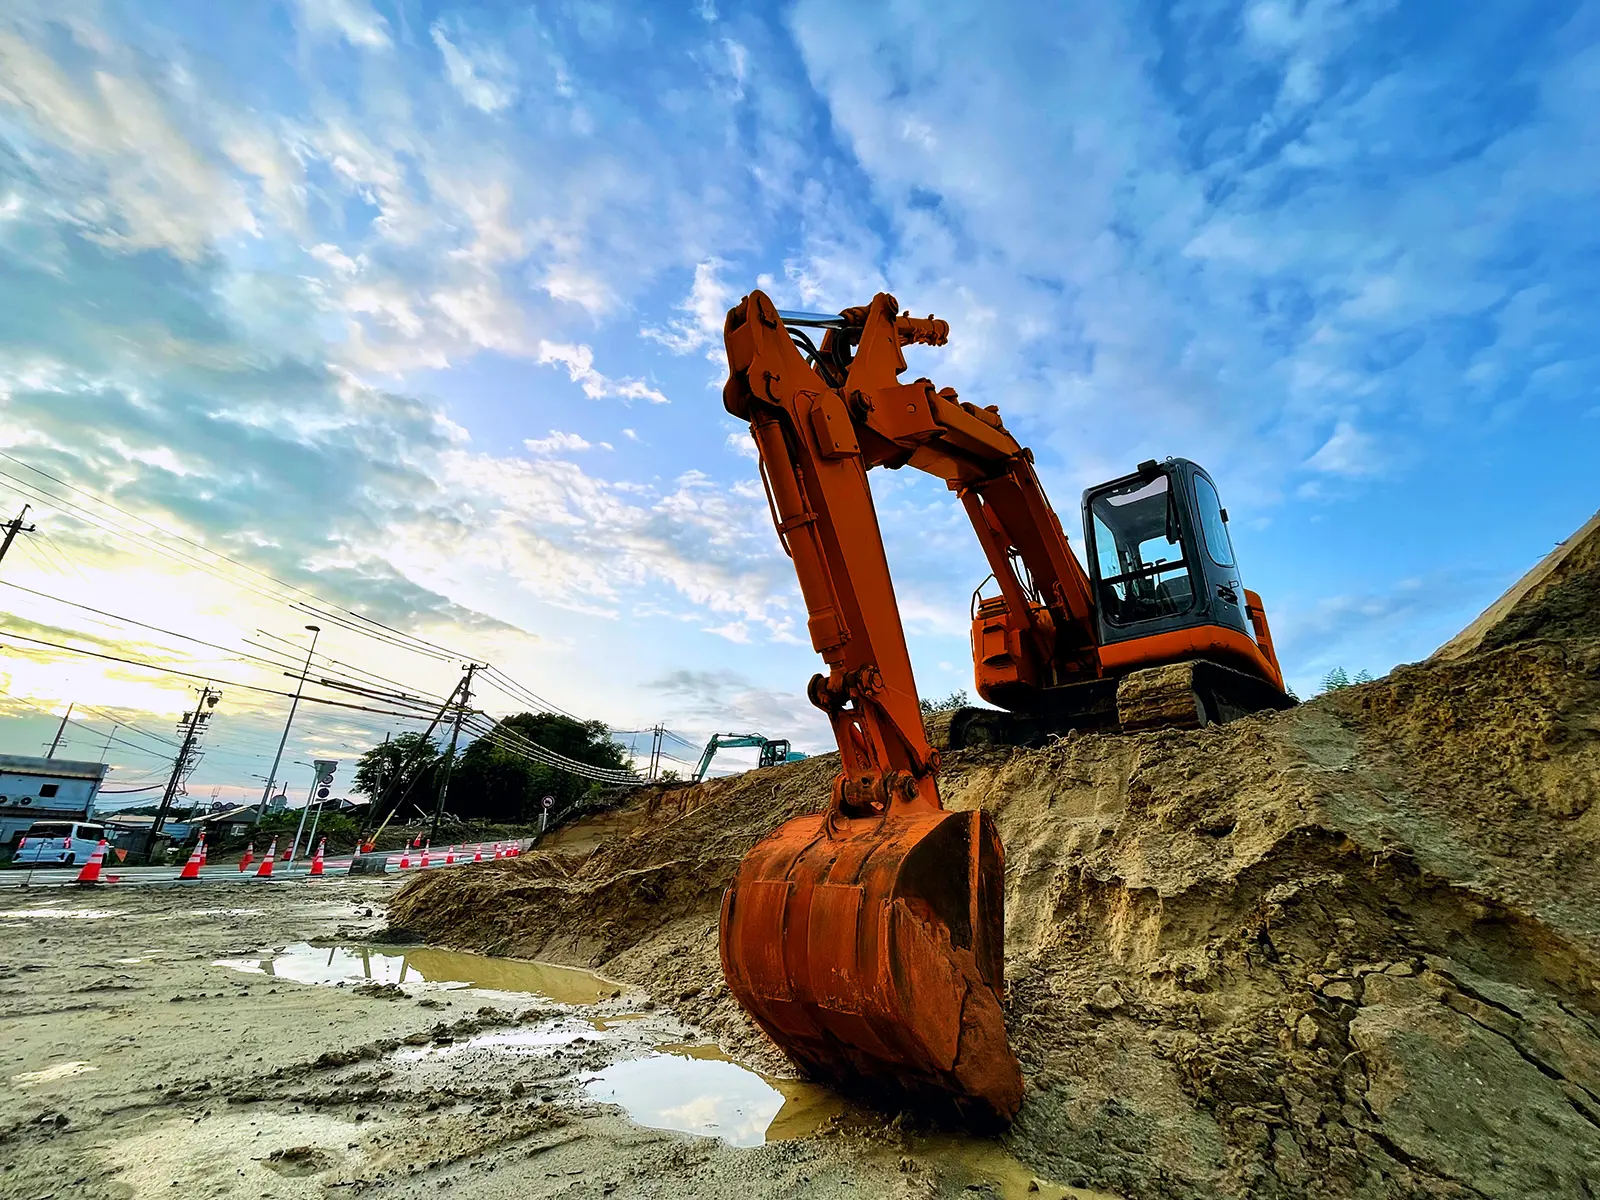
<box><xmin>0</xmin><ymin>841</ymin><xmax>527</xmax><ymax>889</ymax></box>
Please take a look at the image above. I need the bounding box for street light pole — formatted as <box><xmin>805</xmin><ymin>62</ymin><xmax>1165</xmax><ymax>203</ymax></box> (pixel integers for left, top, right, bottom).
<box><xmin>256</xmin><ymin>624</ymin><xmax>320</xmax><ymax>825</ymax></box>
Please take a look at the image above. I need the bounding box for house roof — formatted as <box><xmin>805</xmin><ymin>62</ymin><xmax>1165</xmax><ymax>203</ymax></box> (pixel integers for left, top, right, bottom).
<box><xmin>0</xmin><ymin>755</ymin><xmax>109</xmax><ymax>783</ymax></box>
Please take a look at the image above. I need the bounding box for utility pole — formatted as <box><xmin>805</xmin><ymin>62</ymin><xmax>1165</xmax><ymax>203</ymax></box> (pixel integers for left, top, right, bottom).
<box><xmin>0</xmin><ymin>504</ymin><xmax>36</xmax><ymax>570</ymax></box>
<box><xmin>430</xmin><ymin>664</ymin><xmax>481</xmax><ymax>843</ymax></box>
<box><xmin>648</xmin><ymin>724</ymin><xmax>664</xmax><ymax>782</ymax></box>
<box><xmin>151</xmin><ymin>685</ymin><xmax>221</xmax><ymax>857</ymax></box>
<box><xmin>256</xmin><ymin>624</ymin><xmax>320</xmax><ymax>825</ymax></box>
<box><xmin>101</xmin><ymin>724</ymin><xmax>119</xmax><ymax>762</ymax></box>
<box><xmin>45</xmin><ymin>702</ymin><xmax>73</xmax><ymax>758</ymax></box>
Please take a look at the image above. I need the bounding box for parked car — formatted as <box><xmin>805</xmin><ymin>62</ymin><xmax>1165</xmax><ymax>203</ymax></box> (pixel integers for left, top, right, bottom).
<box><xmin>11</xmin><ymin>821</ymin><xmax>106</xmax><ymax>866</ymax></box>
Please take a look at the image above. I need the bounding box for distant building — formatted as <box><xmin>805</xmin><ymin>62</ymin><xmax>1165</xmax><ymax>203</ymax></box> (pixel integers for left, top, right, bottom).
<box><xmin>0</xmin><ymin>755</ymin><xmax>109</xmax><ymax>848</ymax></box>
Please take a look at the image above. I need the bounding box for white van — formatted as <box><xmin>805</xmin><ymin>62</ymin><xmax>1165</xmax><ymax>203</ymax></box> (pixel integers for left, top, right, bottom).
<box><xmin>12</xmin><ymin>821</ymin><xmax>106</xmax><ymax>866</ymax></box>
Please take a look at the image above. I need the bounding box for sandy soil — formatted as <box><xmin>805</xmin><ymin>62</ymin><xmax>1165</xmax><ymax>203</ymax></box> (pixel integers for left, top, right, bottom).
<box><xmin>393</xmin><ymin>510</ymin><xmax>1600</xmax><ymax>1199</ymax></box>
<box><xmin>0</xmin><ymin>877</ymin><xmax>1107</xmax><ymax>1199</ymax></box>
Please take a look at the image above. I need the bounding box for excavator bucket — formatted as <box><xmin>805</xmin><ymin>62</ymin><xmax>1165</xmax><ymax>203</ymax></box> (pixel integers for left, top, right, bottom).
<box><xmin>720</xmin><ymin>805</ymin><xmax>1022</xmax><ymax>1125</ymax></box>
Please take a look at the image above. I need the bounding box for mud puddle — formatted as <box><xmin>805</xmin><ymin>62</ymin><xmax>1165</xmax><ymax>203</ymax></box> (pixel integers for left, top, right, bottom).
<box><xmin>583</xmin><ymin>1042</ymin><xmax>846</xmax><ymax>1147</ymax></box>
<box><xmin>211</xmin><ymin>938</ymin><xmax>1108</xmax><ymax>1193</ymax></box>
<box><xmin>579</xmin><ymin>1042</ymin><xmax>1108</xmax><ymax>1193</ymax></box>
<box><xmin>212</xmin><ymin>942</ymin><xmax>624</xmax><ymax>1002</ymax></box>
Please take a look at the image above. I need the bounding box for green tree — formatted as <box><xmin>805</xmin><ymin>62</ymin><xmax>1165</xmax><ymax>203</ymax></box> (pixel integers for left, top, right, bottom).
<box><xmin>1353</xmin><ymin>669</ymin><xmax>1375</xmax><ymax>684</ymax></box>
<box><xmin>449</xmin><ymin>713</ymin><xmax>632</xmax><ymax>823</ymax></box>
<box><xmin>1319</xmin><ymin>667</ymin><xmax>1352</xmax><ymax>693</ymax></box>
<box><xmin>352</xmin><ymin>731</ymin><xmax>447</xmax><ymax>824</ymax></box>
<box><xmin>919</xmin><ymin>689</ymin><xmax>970</xmax><ymax>716</ymax></box>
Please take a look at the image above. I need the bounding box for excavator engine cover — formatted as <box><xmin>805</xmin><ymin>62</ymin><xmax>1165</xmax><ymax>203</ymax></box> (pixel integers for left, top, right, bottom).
<box><xmin>719</xmin><ymin>805</ymin><xmax>1022</xmax><ymax>1125</ymax></box>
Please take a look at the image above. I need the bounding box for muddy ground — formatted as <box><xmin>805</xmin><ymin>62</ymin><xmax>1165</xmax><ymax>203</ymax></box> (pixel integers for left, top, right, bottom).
<box><xmin>393</xmin><ymin>510</ymin><xmax>1600</xmax><ymax>1199</ymax></box>
<box><xmin>0</xmin><ymin>877</ymin><xmax>1103</xmax><ymax>1199</ymax></box>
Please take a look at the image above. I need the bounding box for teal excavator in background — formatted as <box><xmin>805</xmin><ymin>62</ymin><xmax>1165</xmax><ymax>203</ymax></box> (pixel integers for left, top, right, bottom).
<box><xmin>691</xmin><ymin>733</ymin><xmax>807</xmax><ymax>782</ymax></box>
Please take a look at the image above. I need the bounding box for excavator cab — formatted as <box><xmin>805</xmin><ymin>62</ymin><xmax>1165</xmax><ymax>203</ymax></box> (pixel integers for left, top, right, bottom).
<box><xmin>1085</xmin><ymin>458</ymin><xmax>1246</xmax><ymax>643</ymax></box>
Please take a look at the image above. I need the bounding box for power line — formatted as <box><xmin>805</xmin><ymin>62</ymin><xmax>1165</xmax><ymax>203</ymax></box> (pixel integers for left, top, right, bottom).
<box><xmin>0</xmin><ymin>629</ymin><xmax>441</xmax><ymax>721</ymax></box>
<box><xmin>460</xmin><ymin>711</ymin><xmax>641</xmax><ymax>785</ymax></box>
<box><xmin>0</xmin><ymin>459</ymin><xmax>464</xmax><ymax>665</ymax></box>
<box><xmin>72</xmin><ymin>702</ymin><xmax>181</xmax><ymax>750</ymax></box>
<box><xmin>479</xmin><ymin>666</ymin><xmax>580</xmax><ymax>719</ymax></box>
<box><xmin>0</xmin><ymin>456</ymin><xmax>601</xmax><ymax>736</ymax></box>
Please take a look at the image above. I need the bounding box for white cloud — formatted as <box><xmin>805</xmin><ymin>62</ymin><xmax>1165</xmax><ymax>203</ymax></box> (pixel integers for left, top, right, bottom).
<box><xmin>620</xmin><ymin>428</ymin><xmax>640</xmax><ymax>441</ymax></box>
<box><xmin>524</xmin><ymin>431</ymin><xmax>613</xmax><ymax>455</ymax></box>
<box><xmin>641</xmin><ymin>259</ymin><xmax>737</xmax><ymax>358</ymax></box>
<box><xmin>293</xmin><ymin>0</ymin><xmax>392</xmax><ymax>50</ymax></box>
<box><xmin>724</xmin><ymin>430</ymin><xmax>758</xmax><ymax>461</ymax></box>
<box><xmin>1305</xmin><ymin>420</ymin><xmax>1381</xmax><ymax>477</ymax></box>
<box><xmin>430</xmin><ymin>21</ymin><xmax>519</xmax><ymax>114</ymax></box>
<box><xmin>536</xmin><ymin>341</ymin><xmax>670</xmax><ymax>405</ymax></box>
<box><xmin>0</xmin><ymin>30</ymin><xmax>257</xmax><ymax>262</ymax></box>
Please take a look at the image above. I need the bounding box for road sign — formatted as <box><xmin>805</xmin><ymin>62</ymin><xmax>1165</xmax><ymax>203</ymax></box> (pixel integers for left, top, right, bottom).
<box><xmin>313</xmin><ymin>759</ymin><xmax>339</xmax><ymax>784</ymax></box>
<box><xmin>542</xmin><ymin>796</ymin><xmax>554</xmax><ymax>810</ymax></box>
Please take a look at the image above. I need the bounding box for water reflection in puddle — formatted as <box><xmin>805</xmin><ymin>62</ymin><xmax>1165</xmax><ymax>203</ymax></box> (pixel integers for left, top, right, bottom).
<box><xmin>583</xmin><ymin>1043</ymin><xmax>845</xmax><ymax>1148</ymax></box>
<box><xmin>395</xmin><ymin>1020</ymin><xmax>598</xmax><ymax>1061</ymax></box>
<box><xmin>212</xmin><ymin>942</ymin><xmax>620</xmax><ymax>1004</ymax></box>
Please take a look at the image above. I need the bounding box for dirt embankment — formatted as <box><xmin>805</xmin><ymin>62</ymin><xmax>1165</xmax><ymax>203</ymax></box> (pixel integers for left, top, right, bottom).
<box><xmin>393</xmin><ymin>511</ymin><xmax>1600</xmax><ymax>1200</ymax></box>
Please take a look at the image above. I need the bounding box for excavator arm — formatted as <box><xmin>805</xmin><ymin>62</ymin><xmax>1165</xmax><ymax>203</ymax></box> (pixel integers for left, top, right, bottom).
<box><xmin>719</xmin><ymin>290</ymin><xmax>1023</xmax><ymax>1122</ymax></box>
<box><xmin>724</xmin><ymin>290</ymin><xmax>1100</xmax><ymax>804</ymax></box>
<box><xmin>723</xmin><ymin>291</ymin><xmax>949</xmax><ymax>817</ymax></box>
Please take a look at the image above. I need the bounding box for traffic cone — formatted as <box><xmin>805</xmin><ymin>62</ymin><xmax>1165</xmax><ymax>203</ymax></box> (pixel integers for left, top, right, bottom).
<box><xmin>492</xmin><ymin>842</ymin><xmax>502</xmax><ymax>860</ymax></box>
<box><xmin>420</xmin><ymin>842</ymin><xmax>431</xmax><ymax>868</ymax></box>
<box><xmin>310</xmin><ymin>838</ymin><xmax>325</xmax><ymax>877</ymax></box>
<box><xmin>509</xmin><ymin>841</ymin><xmax>520</xmax><ymax>858</ymax></box>
<box><xmin>472</xmin><ymin>844</ymin><xmax>482</xmax><ymax>863</ymax></box>
<box><xmin>178</xmin><ymin>838</ymin><xmax>205</xmax><ymax>881</ymax></box>
<box><xmin>399</xmin><ymin>846</ymin><xmax>411</xmax><ymax>869</ymax></box>
<box><xmin>445</xmin><ymin>845</ymin><xmax>456</xmax><ymax>865</ymax></box>
<box><xmin>238</xmin><ymin>842</ymin><xmax>255</xmax><ymax>873</ymax></box>
<box><xmin>74</xmin><ymin>839</ymin><xmax>108</xmax><ymax>885</ymax></box>
<box><xmin>255</xmin><ymin>837</ymin><xmax>278</xmax><ymax>878</ymax></box>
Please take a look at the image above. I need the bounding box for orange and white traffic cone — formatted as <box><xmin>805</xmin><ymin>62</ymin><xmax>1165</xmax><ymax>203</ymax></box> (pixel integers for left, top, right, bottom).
<box><xmin>420</xmin><ymin>842</ymin><xmax>430</xmax><ymax>868</ymax></box>
<box><xmin>178</xmin><ymin>837</ymin><xmax>205</xmax><ymax>881</ymax></box>
<box><xmin>399</xmin><ymin>846</ymin><xmax>411</xmax><ymax>869</ymax></box>
<box><xmin>255</xmin><ymin>838</ymin><xmax>278</xmax><ymax>878</ymax></box>
<box><xmin>472</xmin><ymin>844</ymin><xmax>483</xmax><ymax>862</ymax></box>
<box><xmin>310</xmin><ymin>838</ymin><xmax>325</xmax><ymax>877</ymax></box>
<box><xmin>238</xmin><ymin>842</ymin><xmax>255</xmax><ymax>873</ymax></box>
<box><xmin>445</xmin><ymin>845</ymin><xmax>456</xmax><ymax>865</ymax></box>
<box><xmin>74</xmin><ymin>839</ymin><xmax>109</xmax><ymax>885</ymax></box>
<box><xmin>509</xmin><ymin>841</ymin><xmax>520</xmax><ymax>857</ymax></box>
<box><xmin>492</xmin><ymin>842</ymin><xmax>503</xmax><ymax>860</ymax></box>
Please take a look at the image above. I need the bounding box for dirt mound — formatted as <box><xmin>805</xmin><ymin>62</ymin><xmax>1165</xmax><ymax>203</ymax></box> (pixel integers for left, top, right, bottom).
<box><xmin>392</xmin><ymin>512</ymin><xmax>1600</xmax><ymax>1199</ymax></box>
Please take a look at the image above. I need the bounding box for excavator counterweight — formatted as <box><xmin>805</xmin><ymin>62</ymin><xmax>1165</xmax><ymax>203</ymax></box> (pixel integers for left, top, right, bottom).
<box><xmin>716</xmin><ymin>290</ymin><xmax>1291</xmax><ymax>1122</ymax></box>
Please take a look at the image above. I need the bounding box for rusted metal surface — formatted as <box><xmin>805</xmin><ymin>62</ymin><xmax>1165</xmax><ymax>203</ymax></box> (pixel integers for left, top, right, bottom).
<box><xmin>720</xmin><ymin>806</ymin><xmax>1022</xmax><ymax>1124</ymax></box>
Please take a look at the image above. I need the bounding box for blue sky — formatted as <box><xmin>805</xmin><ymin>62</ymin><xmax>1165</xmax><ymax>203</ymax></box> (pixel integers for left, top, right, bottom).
<box><xmin>0</xmin><ymin>0</ymin><xmax>1596</xmax><ymax>794</ymax></box>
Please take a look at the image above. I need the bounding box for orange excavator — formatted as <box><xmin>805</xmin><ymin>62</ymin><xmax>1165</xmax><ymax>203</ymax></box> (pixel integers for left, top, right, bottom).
<box><xmin>717</xmin><ymin>290</ymin><xmax>1293</xmax><ymax>1124</ymax></box>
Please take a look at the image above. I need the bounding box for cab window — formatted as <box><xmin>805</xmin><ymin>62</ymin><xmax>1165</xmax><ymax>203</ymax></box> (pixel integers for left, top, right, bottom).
<box><xmin>1088</xmin><ymin>474</ymin><xmax>1196</xmax><ymax>624</ymax></box>
<box><xmin>1194</xmin><ymin>475</ymin><xmax>1235</xmax><ymax>568</ymax></box>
